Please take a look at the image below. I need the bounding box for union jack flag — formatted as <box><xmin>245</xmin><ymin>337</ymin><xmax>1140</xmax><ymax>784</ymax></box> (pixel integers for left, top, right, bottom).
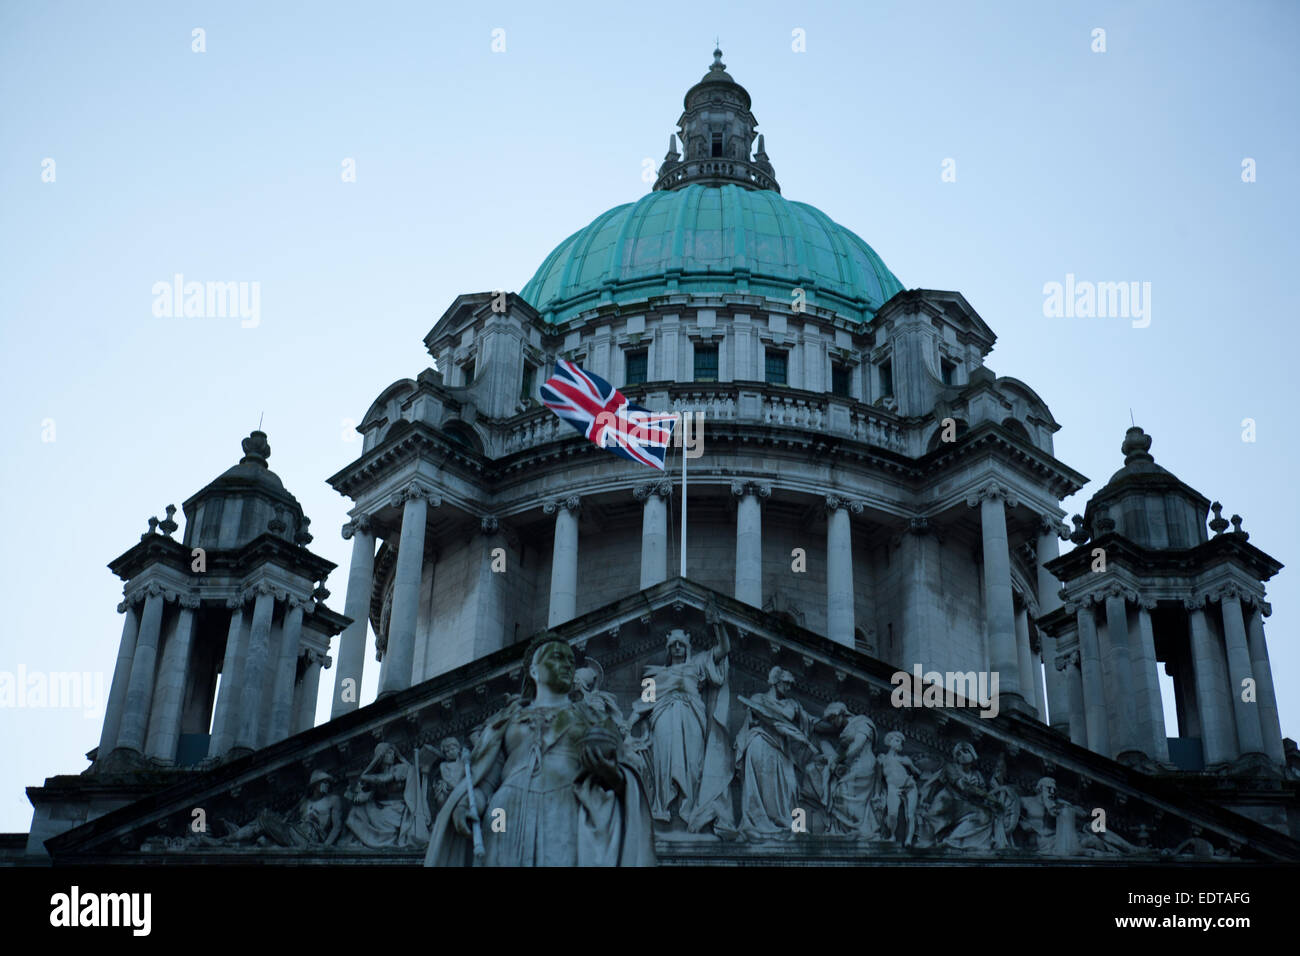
<box><xmin>539</xmin><ymin>359</ymin><xmax>678</xmax><ymax>470</ymax></box>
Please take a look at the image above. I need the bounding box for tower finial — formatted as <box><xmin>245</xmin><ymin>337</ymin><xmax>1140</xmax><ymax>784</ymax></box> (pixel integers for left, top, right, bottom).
<box><xmin>240</xmin><ymin>430</ymin><xmax>271</xmax><ymax>467</ymax></box>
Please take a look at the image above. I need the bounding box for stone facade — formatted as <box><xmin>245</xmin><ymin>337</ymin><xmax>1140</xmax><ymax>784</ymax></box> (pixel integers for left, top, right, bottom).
<box><xmin>16</xmin><ymin>49</ymin><xmax>1300</xmax><ymax>864</ymax></box>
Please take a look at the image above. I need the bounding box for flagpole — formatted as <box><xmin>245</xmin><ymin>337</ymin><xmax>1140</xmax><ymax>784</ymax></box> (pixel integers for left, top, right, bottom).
<box><xmin>680</xmin><ymin>414</ymin><xmax>687</xmax><ymax>579</ymax></box>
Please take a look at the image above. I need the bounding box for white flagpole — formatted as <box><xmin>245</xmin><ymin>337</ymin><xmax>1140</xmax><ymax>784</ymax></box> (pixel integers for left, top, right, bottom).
<box><xmin>680</xmin><ymin>412</ymin><xmax>687</xmax><ymax>579</ymax></box>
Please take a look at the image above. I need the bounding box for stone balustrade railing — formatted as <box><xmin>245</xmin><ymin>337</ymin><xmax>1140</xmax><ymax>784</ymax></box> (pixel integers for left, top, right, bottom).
<box><xmin>495</xmin><ymin>383</ymin><xmax>905</xmax><ymax>456</ymax></box>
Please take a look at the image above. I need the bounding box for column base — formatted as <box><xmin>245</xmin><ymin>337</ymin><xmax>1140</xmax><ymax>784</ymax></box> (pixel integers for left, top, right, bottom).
<box><xmin>1222</xmin><ymin>751</ymin><xmax>1278</xmax><ymax>776</ymax></box>
<box><xmin>99</xmin><ymin>747</ymin><xmax>150</xmax><ymax>773</ymax></box>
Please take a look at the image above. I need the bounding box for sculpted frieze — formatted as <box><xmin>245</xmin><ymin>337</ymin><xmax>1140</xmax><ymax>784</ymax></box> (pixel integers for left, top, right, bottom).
<box><xmin>126</xmin><ymin>614</ymin><xmax>1253</xmax><ymax>863</ymax></box>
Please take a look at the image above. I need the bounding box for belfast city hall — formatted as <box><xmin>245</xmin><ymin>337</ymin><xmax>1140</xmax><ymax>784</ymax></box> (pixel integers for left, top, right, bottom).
<box><xmin>17</xmin><ymin>49</ymin><xmax>1300</xmax><ymax>867</ymax></box>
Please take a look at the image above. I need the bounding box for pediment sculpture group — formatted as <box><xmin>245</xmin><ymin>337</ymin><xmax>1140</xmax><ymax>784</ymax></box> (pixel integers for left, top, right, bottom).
<box><xmin>154</xmin><ymin>622</ymin><xmax>1212</xmax><ymax>864</ymax></box>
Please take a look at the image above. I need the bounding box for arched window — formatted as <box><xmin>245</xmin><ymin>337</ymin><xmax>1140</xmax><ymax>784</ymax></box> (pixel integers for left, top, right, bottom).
<box><xmin>1000</xmin><ymin>417</ymin><xmax>1032</xmax><ymax>442</ymax></box>
<box><xmin>926</xmin><ymin>418</ymin><xmax>969</xmax><ymax>452</ymax></box>
<box><xmin>441</xmin><ymin>421</ymin><xmax>481</xmax><ymax>453</ymax></box>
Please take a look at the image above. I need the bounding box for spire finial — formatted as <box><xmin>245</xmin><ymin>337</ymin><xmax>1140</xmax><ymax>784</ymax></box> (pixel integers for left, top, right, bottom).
<box><xmin>1121</xmin><ymin>425</ymin><xmax>1153</xmax><ymax>465</ymax></box>
<box><xmin>711</xmin><ymin>44</ymin><xmax>725</xmax><ymax>71</ymax></box>
<box><xmin>240</xmin><ymin>430</ymin><xmax>271</xmax><ymax>467</ymax></box>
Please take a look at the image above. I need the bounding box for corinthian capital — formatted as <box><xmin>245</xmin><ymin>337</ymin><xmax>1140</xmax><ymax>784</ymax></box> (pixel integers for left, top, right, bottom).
<box><xmin>730</xmin><ymin>480</ymin><xmax>772</xmax><ymax>500</ymax></box>
<box><xmin>341</xmin><ymin>514</ymin><xmax>372</xmax><ymax>540</ymax></box>
<box><xmin>543</xmin><ymin>495</ymin><xmax>582</xmax><ymax>515</ymax></box>
<box><xmin>824</xmin><ymin>495</ymin><xmax>863</xmax><ymax>514</ymax></box>
<box><xmin>1055</xmin><ymin>649</ymin><xmax>1080</xmax><ymax>671</ymax></box>
<box><xmin>390</xmin><ymin>482</ymin><xmax>441</xmax><ymax>508</ymax></box>
<box><xmin>1039</xmin><ymin>513</ymin><xmax>1069</xmax><ymax>540</ymax></box>
<box><xmin>965</xmin><ymin>481</ymin><xmax>1020</xmax><ymax>509</ymax></box>
<box><xmin>1099</xmin><ymin>582</ymin><xmax>1138</xmax><ymax>604</ymax></box>
<box><xmin>635</xmin><ymin>480</ymin><xmax>674</xmax><ymax>502</ymax></box>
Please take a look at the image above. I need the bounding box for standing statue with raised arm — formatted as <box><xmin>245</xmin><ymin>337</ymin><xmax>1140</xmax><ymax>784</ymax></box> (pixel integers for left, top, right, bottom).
<box><xmin>627</xmin><ymin>613</ymin><xmax>735</xmax><ymax>836</ymax></box>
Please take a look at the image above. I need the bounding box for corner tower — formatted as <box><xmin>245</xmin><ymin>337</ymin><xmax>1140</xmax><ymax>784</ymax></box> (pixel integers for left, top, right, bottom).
<box><xmin>1038</xmin><ymin>426</ymin><xmax>1287</xmax><ymax>826</ymax></box>
<box><xmin>96</xmin><ymin>431</ymin><xmax>348</xmax><ymax>768</ymax></box>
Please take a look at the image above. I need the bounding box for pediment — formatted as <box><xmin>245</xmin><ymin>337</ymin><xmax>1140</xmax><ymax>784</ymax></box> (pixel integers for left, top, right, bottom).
<box><xmin>47</xmin><ymin>579</ymin><xmax>1300</xmax><ymax>864</ymax></box>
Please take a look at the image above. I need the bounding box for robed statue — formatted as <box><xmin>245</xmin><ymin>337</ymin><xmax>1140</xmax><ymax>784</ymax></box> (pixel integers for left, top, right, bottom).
<box><xmin>627</xmin><ymin>617</ymin><xmax>734</xmax><ymax>836</ymax></box>
<box><xmin>424</xmin><ymin>634</ymin><xmax>656</xmax><ymax>867</ymax></box>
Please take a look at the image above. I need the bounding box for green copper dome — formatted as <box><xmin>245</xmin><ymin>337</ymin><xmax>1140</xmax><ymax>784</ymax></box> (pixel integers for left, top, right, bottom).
<box><xmin>520</xmin><ymin>184</ymin><xmax>904</xmax><ymax>325</ymax></box>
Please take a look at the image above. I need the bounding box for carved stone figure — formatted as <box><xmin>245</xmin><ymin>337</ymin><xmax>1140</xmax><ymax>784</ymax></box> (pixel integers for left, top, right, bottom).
<box><xmin>202</xmin><ymin>771</ymin><xmax>345</xmax><ymax>848</ymax></box>
<box><xmin>574</xmin><ymin>661</ymin><xmax>626</xmax><ymax>730</ymax></box>
<box><xmin>1015</xmin><ymin>776</ymin><xmax>1062</xmax><ymax>853</ymax></box>
<box><xmin>627</xmin><ymin>622</ymin><xmax>734</xmax><ymax>835</ymax></box>
<box><xmin>879</xmin><ymin>730</ymin><xmax>920</xmax><ymax>845</ymax></box>
<box><xmin>818</xmin><ymin>705</ymin><xmax>882</xmax><ymax>838</ymax></box>
<box><xmin>427</xmin><ymin>737</ymin><xmax>462</xmax><ymax>811</ymax></box>
<box><xmin>425</xmin><ymin>634</ymin><xmax>655</xmax><ymax>866</ymax></box>
<box><xmin>917</xmin><ymin>741</ymin><xmax>1017</xmax><ymax>850</ymax></box>
<box><xmin>345</xmin><ymin>742</ymin><xmax>431</xmax><ymax>848</ymax></box>
<box><xmin>735</xmin><ymin>666</ymin><xmax>818</xmax><ymax>840</ymax></box>
<box><xmin>1018</xmin><ymin>776</ymin><xmax>1141</xmax><ymax>857</ymax></box>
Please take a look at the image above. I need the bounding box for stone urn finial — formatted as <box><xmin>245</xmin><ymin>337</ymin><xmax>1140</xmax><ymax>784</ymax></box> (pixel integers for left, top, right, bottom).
<box><xmin>1121</xmin><ymin>426</ymin><xmax>1154</xmax><ymax>465</ymax></box>
<box><xmin>1209</xmin><ymin>501</ymin><xmax>1229</xmax><ymax>535</ymax></box>
<box><xmin>158</xmin><ymin>504</ymin><xmax>178</xmax><ymax>537</ymax></box>
<box><xmin>240</xmin><ymin>430</ymin><xmax>271</xmax><ymax>467</ymax></box>
<box><xmin>1068</xmin><ymin>514</ymin><xmax>1089</xmax><ymax>545</ymax></box>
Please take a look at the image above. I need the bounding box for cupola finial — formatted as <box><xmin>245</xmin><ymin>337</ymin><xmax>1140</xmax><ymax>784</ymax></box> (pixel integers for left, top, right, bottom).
<box><xmin>651</xmin><ymin>45</ymin><xmax>780</xmax><ymax>194</ymax></box>
<box><xmin>1121</xmin><ymin>425</ymin><xmax>1154</xmax><ymax>465</ymax></box>
<box><xmin>240</xmin><ymin>429</ymin><xmax>271</xmax><ymax>467</ymax></box>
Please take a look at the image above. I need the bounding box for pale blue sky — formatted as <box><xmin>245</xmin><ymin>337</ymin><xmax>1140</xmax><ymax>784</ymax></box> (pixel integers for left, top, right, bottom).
<box><xmin>1</xmin><ymin>1</ymin><xmax>1297</xmax><ymax>831</ymax></box>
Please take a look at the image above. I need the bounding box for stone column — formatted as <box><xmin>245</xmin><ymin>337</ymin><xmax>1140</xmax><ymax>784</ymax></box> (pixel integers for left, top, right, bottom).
<box><xmin>332</xmin><ymin>514</ymin><xmax>375</xmax><ymax>718</ymax></box>
<box><xmin>267</xmin><ymin>598</ymin><xmax>307</xmax><ymax>743</ymax></box>
<box><xmin>545</xmin><ymin>496</ymin><xmax>581</xmax><ymax>627</ymax></box>
<box><xmin>1132</xmin><ymin>601</ymin><xmax>1170</xmax><ymax>762</ymax></box>
<box><xmin>1218</xmin><ymin>590</ymin><xmax>1265</xmax><ymax>757</ymax></box>
<box><xmin>1075</xmin><ymin>601</ymin><xmax>1109</xmax><ymax>755</ymax></box>
<box><xmin>235</xmin><ymin>586</ymin><xmax>278</xmax><ymax>752</ymax></box>
<box><xmin>825</xmin><ymin>496</ymin><xmax>860</xmax><ymax>647</ymax></box>
<box><xmin>635</xmin><ymin>481</ymin><xmax>671</xmax><ymax>589</ymax></box>
<box><xmin>1014</xmin><ymin>601</ymin><xmax>1042</xmax><ymax>721</ymax></box>
<box><xmin>732</xmin><ymin>481</ymin><xmax>769</xmax><ymax>607</ymax></box>
<box><xmin>1057</xmin><ymin>649</ymin><xmax>1088</xmax><ymax>747</ymax></box>
<box><xmin>1246</xmin><ymin>603</ymin><xmax>1285</xmax><ymax>764</ymax></box>
<box><xmin>98</xmin><ymin>598</ymin><xmax>141</xmax><ymax>757</ymax></box>
<box><xmin>1102</xmin><ymin>588</ymin><xmax>1141</xmax><ymax>760</ymax></box>
<box><xmin>1036</xmin><ymin>517</ymin><xmax>1070</xmax><ymax>734</ymax></box>
<box><xmin>145</xmin><ymin>596</ymin><xmax>200</xmax><ymax>762</ymax></box>
<box><xmin>295</xmin><ymin>648</ymin><xmax>327</xmax><ymax>734</ymax></box>
<box><xmin>209</xmin><ymin>597</ymin><xmax>248</xmax><ymax>757</ymax></box>
<box><xmin>380</xmin><ymin>484</ymin><xmax>437</xmax><ymax>697</ymax></box>
<box><xmin>116</xmin><ymin>588</ymin><xmax>167</xmax><ymax>754</ymax></box>
<box><xmin>1187</xmin><ymin>599</ymin><xmax>1237</xmax><ymax>766</ymax></box>
<box><xmin>968</xmin><ymin>484</ymin><xmax>1026</xmax><ymax>714</ymax></box>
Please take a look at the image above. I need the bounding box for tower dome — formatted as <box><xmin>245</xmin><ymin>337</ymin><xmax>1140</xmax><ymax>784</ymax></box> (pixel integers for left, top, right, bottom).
<box><xmin>521</xmin><ymin>184</ymin><xmax>903</xmax><ymax>325</ymax></box>
<box><xmin>1081</xmin><ymin>426</ymin><xmax>1211</xmax><ymax>549</ymax></box>
<box><xmin>181</xmin><ymin>430</ymin><xmax>313</xmax><ymax>551</ymax></box>
<box><xmin>520</xmin><ymin>48</ymin><xmax>904</xmax><ymax>326</ymax></box>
